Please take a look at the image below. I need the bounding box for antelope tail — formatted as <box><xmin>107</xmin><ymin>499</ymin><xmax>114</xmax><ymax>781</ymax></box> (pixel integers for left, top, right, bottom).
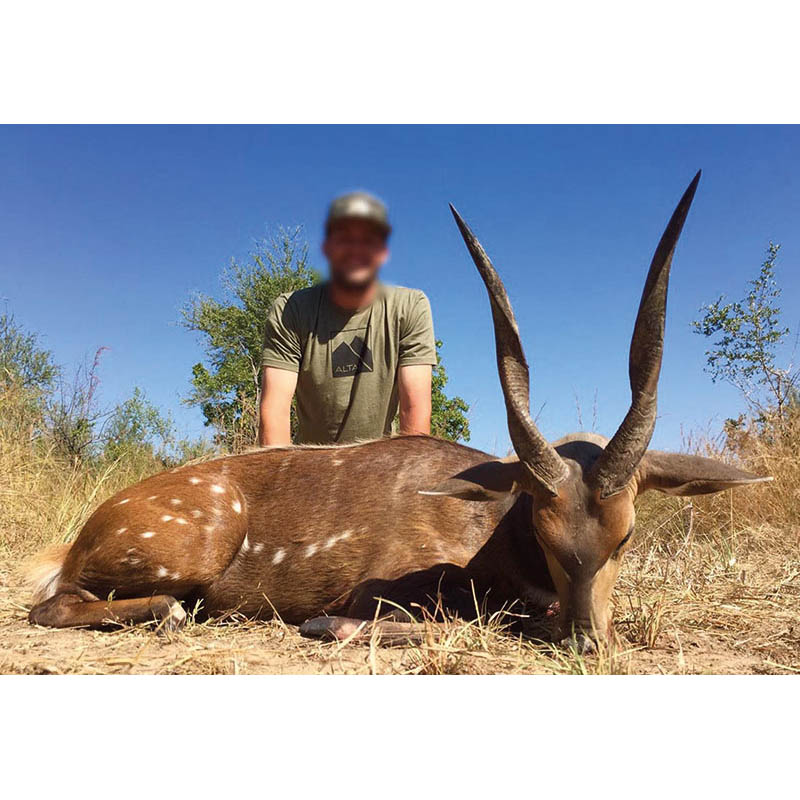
<box><xmin>22</xmin><ymin>543</ymin><xmax>71</xmax><ymax>605</ymax></box>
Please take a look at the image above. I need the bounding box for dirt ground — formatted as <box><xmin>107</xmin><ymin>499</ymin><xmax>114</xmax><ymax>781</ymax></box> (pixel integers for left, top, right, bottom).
<box><xmin>3</xmin><ymin>547</ymin><xmax>798</xmax><ymax>675</ymax></box>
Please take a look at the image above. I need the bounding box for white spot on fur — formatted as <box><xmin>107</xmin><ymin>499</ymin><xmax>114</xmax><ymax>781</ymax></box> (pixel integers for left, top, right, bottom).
<box><xmin>161</xmin><ymin>515</ymin><xmax>173</xmax><ymax>522</ymax></box>
<box><xmin>324</xmin><ymin>529</ymin><xmax>353</xmax><ymax>549</ymax></box>
<box><xmin>157</xmin><ymin>566</ymin><xmax>168</xmax><ymax>578</ymax></box>
<box><xmin>231</xmin><ymin>500</ymin><xmax>242</xmax><ymax>514</ymax></box>
<box><xmin>332</xmin><ymin>458</ymin><xmax>343</xmax><ymax>466</ymax></box>
<box><xmin>191</xmin><ymin>509</ymin><xmax>203</xmax><ymax>518</ymax></box>
<box><xmin>188</xmin><ymin>477</ymin><xmax>202</xmax><ymax>485</ymax></box>
<box><xmin>170</xmin><ymin>572</ymin><xmax>181</xmax><ymax>581</ymax></box>
<box><xmin>242</xmin><ymin>535</ymin><xmax>251</xmax><ymax>552</ymax></box>
<box><xmin>211</xmin><ymin>484</ymin><xmax>225</xmax><ymax>494</ymax></box>
<box><xmin>115</xmin><ymin>498</ymin><xmax>130</xmax><ymax>506</ymax></box>
<box><xmin>170</xmin><ymin>498</ymin><xmax>182</xmax><ymax>506</ymax></box>
<box><xmin>272</xmin><ymin>548</ymin><xmax>286</xmax><ymax>564</ymax></box>
<box><xmin>253</xmin><ymin>543</ymin><xmax>264</xmax><ymax>554</ymax></box>
<box><xmin>305</xmin><ymin>543</ymin><xmax>318</xmax><ymax>558</ymax></box>
<box><xmin>148</xmin><ymin>495</ymin><xmax>158</xmax><ymax>501</ymax></box>
<box><xmin>116</xmin><ymin>527</ymin><xmax>127</xmax><ymax>535</ymax></box>
<box><xmin>175</xmin><ymin>518</ymin><xmax>188</xmax><ymax>525</ymax></box>
<box><xmin>141</xmin><ymin>531</ymin><xmax>156</xmax><ymax>539</ymax></box>
<box><xmin>203</xmin><ymin>525</ymin><xmax>215</xmax><ymax>534</ymax></box>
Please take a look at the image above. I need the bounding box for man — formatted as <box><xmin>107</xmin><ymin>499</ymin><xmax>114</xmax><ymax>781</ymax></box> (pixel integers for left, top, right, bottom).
<box><xmin>259</xmin><ymin>191</ymin><xmax>436</xmax><ymax>446</ymax></box>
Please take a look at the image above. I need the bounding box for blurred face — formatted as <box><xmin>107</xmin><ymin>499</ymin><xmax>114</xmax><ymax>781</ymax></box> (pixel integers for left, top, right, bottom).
<box><xmin>323</xmin><ymin>219</ymin><xmax>389</xmax><ymax>290</ymax></box>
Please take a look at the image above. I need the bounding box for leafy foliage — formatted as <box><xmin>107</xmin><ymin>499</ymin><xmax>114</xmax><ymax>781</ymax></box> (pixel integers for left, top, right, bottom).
<box><xmin>0</xmin><ymin>312</ymin><xmax>203</xmax><ymax>469</ymax></box>
<box><xmin>44</xmin><ymin>346</ymin><xmax>188</xmax><ymax>467</ymax></box>
<box><xmin>0</xmin><ymin>311</ymin><xmax>59</xmax><ymax>428</ymax></box>
<box><xmin>0</xmin><ymin>311</ymin><xmax>57</xmax><ymax>393</ymax></box>
<box><xmin>99</xmin><ymin>385</ymin><xmax>216</xmax><ymax>470</ymax></box>
<box><xmin>692</xmin><ymin>242</ymin><xmax>797</xmax><ymax>420</ymax></box>
<box><xmin>431</xmin><ymin>339</ymin><xmax>470</xmax><ymax>442</ymax></box>
<box><xmin>102</xmin><ymin>387</ymin><xmax>175</xmax><ymax>464</ymax></box>
<box><xmin>181</xmin><ymin>227</ymin><xmax>319</xmax><ymax>448</ymax></box>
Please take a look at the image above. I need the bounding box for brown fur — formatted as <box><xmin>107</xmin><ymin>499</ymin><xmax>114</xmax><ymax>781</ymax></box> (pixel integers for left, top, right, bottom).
<box><xmin>26</xmin><ymin>436</ymin><xmax>554</xmax><ymax>630</ymax></box>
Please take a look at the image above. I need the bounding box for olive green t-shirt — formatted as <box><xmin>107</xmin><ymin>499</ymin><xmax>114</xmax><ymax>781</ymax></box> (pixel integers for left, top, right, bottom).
<box><xmin>261</xmin><ymin>282</ymin><xmax>437</xmax><ymax>444</ymax></box>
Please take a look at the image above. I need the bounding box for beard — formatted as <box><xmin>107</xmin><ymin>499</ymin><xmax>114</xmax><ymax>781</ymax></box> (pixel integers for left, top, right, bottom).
<box><xmin>329</xmin><ymin>266</ymin><xmax>379</xmax><ymax>292</ymax></box>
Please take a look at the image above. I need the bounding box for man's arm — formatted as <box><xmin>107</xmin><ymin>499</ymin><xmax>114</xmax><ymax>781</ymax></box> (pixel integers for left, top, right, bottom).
<box><xmin>398</xmin><ymin>364</ymin><xmax>432</xmax><ymax>436</ymax></box>
<box><xmin>259</xmin><ymin>367</ymin><xmax>299</xmax><ymax>446</ymax></box>
<box><xmin>397</xmin><ymin>290</ymin><xmax>437</xmax><ymax>436</ymax></box>
<box><xmin>260</xmin><ymin>292</ymin><xmax>302</xmax><ymax>446</ymax></box>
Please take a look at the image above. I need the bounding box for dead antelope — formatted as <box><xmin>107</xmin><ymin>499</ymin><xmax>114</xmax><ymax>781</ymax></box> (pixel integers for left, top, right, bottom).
<box><xmin>26</xmin><ymin>172</ymin><xmax>769</xmax><ymax>650</ymax></box>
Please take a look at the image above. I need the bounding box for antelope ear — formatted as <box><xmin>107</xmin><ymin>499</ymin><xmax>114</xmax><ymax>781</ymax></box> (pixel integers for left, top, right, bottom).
<box><xmin>638</xmin><ymin>451</ymin><xmax>772</xmax><ymax>497</ymax></box>
<box><xmin>419</xmin><ymin>459</ymin><xmax>528</xmax><ymax>501</ymax></box>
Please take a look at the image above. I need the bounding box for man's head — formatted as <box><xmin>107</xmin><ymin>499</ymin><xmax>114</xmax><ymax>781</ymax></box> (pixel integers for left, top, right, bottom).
<box><xmin>323</xmin><ymin>191</ymin><xmax>391</xmax><ymax>291</ymax></box>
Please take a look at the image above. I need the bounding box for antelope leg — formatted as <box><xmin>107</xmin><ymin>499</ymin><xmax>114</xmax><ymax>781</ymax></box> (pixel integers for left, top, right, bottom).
<box><xmin>299</xmin><ymin>615</ymin><xmax>432</xmax><ymax>646</ymax></box>
<box><xmin>28</xmin><ymin>590</ymin><xmax>187</xmax><ymax>631</ymax></box>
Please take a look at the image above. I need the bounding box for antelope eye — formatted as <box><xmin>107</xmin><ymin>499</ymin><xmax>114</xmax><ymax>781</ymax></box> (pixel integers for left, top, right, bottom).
<box><xmin>614</xmin><ymin>529</ymin><xmax>633</xmax><ymax>556</ymax></box>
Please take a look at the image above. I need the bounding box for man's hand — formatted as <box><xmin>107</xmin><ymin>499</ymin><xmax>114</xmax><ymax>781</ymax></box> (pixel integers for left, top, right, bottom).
<box><xmin>398</xmin><ymin>364</ymin><xmax>432</xmax><ymax>436</ymax></box>
<box><xmin>259</xmin><ymin>367</ymin><xmax>299</xmax><ymax>446</ymax></box>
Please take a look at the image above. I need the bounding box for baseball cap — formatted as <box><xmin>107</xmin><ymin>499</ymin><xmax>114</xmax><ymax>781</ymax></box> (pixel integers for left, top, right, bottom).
<box><xmin>324</xmin><ymin>191</ymin><xmax>391</xmax><ymax>238</ymax></box>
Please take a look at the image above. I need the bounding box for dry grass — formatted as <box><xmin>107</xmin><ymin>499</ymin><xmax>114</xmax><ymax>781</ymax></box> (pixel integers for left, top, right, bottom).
<box><xmin>0</xmin><ymin>386</ymin><xmax>169</xmax><ymax>561</ymax></box>
<box><xmin>1</xmin><ymin>385</ymin><xmax>799</xmax><ymax>675</ymax></box>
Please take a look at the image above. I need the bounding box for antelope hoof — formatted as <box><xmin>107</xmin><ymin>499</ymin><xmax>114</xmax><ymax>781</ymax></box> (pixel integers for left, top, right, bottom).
<box><xmin>559</xmin><ymin>633</ymin><xmax>597</xmax><ymax>656</ymax></box>
<box><xmin>160</xmin><ymin>601</ymin><xmax>187</xmax><ymax>633</ymax></box>
<box><xmin>300</xmin><ymin>616</ymin><xmax>366</xmax><ymax>642</ymax></box>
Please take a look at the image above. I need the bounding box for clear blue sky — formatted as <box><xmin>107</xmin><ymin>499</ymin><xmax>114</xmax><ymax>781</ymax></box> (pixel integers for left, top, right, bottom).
<box><xmin>2</xmin><ymin>125</ymin><xmax>798</xmax><ymax>455</ymax></box>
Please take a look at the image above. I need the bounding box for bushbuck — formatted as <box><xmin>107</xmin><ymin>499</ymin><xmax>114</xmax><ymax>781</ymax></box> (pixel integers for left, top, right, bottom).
<box><xmin>25</xmin><ymin>172</ymin><xmax>770</xmax><ymax>649</ymax></box>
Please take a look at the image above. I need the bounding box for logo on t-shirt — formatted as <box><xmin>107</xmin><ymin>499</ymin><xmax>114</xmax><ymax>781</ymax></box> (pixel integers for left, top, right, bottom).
<box><xmin>332</xmin><ymin>334</ymin><xmax>374</xmax><ymax>378</ymax></box>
